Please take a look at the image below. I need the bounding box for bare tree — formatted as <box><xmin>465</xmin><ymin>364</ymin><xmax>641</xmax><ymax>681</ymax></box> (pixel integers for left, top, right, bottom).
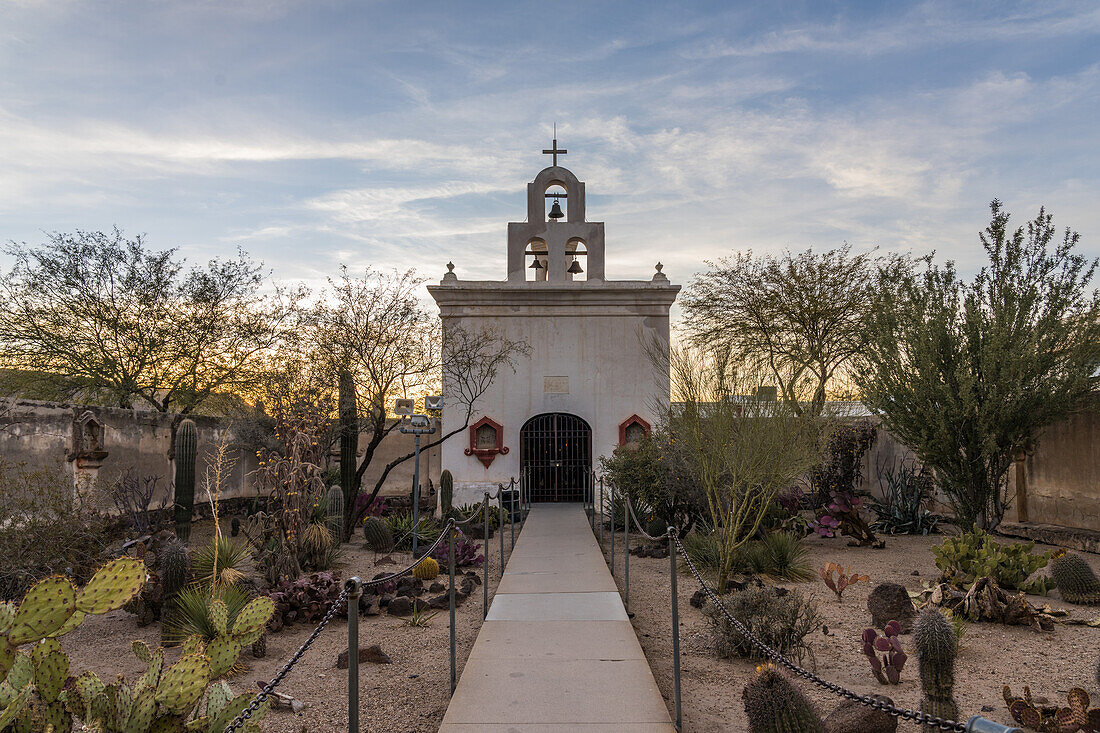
<box><xmin>0</xmin><ymin>230</ymin><xmax>301</xmax><ymax>445</ymax></box>
<box><xmin>681</xmin><ymin>245</ymin><xmax>878</xmax><ymax>416</ymax></box>
<box><xmin>308</xmin><ymin>267</ymin><xmax>527</xmax><ymax>530</ymax></box>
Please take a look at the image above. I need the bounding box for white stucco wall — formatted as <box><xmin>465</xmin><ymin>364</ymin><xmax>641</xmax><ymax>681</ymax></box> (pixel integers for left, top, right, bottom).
<box><xmin>429</xmin><ymin>280</ymin><xmax>679</xmax><ymax>508</ymax></box>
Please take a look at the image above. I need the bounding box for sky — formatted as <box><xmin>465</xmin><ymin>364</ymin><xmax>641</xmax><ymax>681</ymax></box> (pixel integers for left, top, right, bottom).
<box><xmin>1</xmin><ymin>1</ymin><xmax>1098</xmax><ymax>304</ymax></box>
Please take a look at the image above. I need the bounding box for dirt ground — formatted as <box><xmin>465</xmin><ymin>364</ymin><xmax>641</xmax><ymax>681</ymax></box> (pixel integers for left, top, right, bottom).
<box><xmin>609</xmin><ymin>529</ymin><xmax>1100</xmax><ymax>732</ymax></box>
<box><xmin>61</xmin><ymin>517</ymin><xmax>513</xmax><ymax>733</ymax></box>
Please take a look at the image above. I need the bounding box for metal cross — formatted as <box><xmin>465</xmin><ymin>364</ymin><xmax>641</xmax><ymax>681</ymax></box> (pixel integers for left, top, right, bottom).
<box><xmin>542</xmin><ymin>138</ymin><xmax>567</xmax><ymax>166</ymax></box>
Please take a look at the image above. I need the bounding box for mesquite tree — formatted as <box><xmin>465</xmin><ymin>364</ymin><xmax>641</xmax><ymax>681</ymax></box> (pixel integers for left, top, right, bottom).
<box><xmin>856</xmin><ymin>201</ymin><xmax>1100</xmax><ymax>530</ymax></box>
<box><xmin>308</xmin><ymin>268</ymin><xmax>527</xmax><ymax>535</ymax></box>
<box><xmin>682</xmin><ymin>245</ymin><xmax>878</xmax><ymax>416</ymax></box>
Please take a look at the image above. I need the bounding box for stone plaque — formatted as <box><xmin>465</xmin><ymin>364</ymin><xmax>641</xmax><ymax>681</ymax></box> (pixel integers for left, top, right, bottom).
<box><xmin>543</xmin><ymin>376</ymin><xmax>569</xmax><ymax>394</ymax></box>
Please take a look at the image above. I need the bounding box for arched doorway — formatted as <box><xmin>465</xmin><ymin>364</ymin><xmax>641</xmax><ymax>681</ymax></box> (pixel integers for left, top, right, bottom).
<box><xmin>520</xmin><ymin>413</ymin><xmax>591</xmax><ymax>502</ymax></box>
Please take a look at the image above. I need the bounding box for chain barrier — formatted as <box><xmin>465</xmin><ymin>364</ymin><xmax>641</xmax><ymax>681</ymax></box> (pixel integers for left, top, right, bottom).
<box><xmin>223</xmin><ymin>520</ymin><xmax>457</xmax><ymax>733</ymax></box>
<box><xmin>223</xmin><ymin>583</ymin><xmax>352</xmax><ymax>733</ymax></box>
<box><xmin>669</xmin><ymin>531</ymin><xmax>970</xmax><ymax>732</ymax></box>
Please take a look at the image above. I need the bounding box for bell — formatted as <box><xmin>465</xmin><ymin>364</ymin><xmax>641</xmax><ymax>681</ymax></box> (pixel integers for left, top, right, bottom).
<box><xmin>529</xmin><ymin>258</ymin><xmax>544</xmax><ymax>269</ymax></box>
<box><xmin>567</xmin><ymin>260</ymin><xmax>584</xmax><ymax>274</ymax></box>
<box><xmin>548</xmin><ymin>198</ymin><xmax>565</xmax><ymax>219</ymax></box>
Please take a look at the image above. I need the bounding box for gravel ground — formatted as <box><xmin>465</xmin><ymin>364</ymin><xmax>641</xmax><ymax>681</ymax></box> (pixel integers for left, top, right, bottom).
<box><xmin>60</xmin><ymin>517</ymin><xmax>512</xmax><ymax>733</ymax></box>
<box><xmin>607</xmin><ymin>528</ymin><xmax>1100</xmax><ymax>732</ymax></box>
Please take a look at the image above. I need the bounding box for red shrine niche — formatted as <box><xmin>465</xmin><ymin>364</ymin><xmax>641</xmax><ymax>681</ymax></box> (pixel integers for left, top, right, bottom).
<box><xmin>618</xmin><ymin>414</ymin><xmax>651</xmax><ymax>447</ymax></box>
<box><xmin>465</xmin><ymin>416</ymin><xmax>509</xmax><ymax>468</ymax></box>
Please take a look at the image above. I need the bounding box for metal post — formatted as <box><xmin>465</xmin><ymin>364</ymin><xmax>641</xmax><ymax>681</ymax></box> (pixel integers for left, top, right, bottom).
<box><xmin>599</xmin><ymin>477</ymin><xmax>604</xmax><ymax>548</ymax></box>
<box><xmin>448</xmin><ymin>524</ymin><xmax>457</xmax><ymax>695</ymax></box>
<box><xmin>498</xmin><ymin>490</ymin><xmax>505</xmax><ymax>579</ymax></box>
<box><xmin>483</xmin><ymin>491</ymin><xmax>490</xmax><ymax>620</ymax></box>
<box><xmin>609</xmin><ymin>487</ymin><xmax>615</xmax><ymax>577</ymax></box>
<box><xmin>345</xmin><ymin>577</ymin><xmax>363</xmax><ymax>733</ymax></box>
<box><xmin>510</xmin><ymin>478</ymin><xmax>516</xmax><ymax>549</ymax></box>
<box><xmin>412</xmin><ymin>432</ymin><xmax>421</xmax><ymax>556</ymax></box>
<box><xmin>624</xmin><ymin>494</ymin><xmax>630</xmax><ymax>613</ymax></box>
<box><xmin>669</xmin><ymin>531</ymin><xmax>681</xmax><ymax>731</ymax></box>
<box><xmin>589</xmin><ymin>472</ymin><xmax>595</xmax><ymax>532</ymax></box>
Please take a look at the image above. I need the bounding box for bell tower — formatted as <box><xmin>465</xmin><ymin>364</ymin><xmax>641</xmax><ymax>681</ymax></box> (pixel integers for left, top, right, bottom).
<box><xmin>428</xmin><ymin>139</ymin><xmax>678</xmax><ymax>509</ymax></box>
<box><xmin>506</xmin><ymin>139</ymin><xmax>606</xmax><ymax>283</ymax></box>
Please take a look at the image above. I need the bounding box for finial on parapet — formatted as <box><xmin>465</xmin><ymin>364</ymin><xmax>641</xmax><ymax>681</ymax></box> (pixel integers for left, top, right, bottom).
<box><xmin>652</xmin><ymin>262</ymin><xmax>668</xmax><ymax>283</ymax></box>
<box><xmin>442</xmin><ymin>261</ymin><xmax>458</xmax><ymax>283</ymax></box>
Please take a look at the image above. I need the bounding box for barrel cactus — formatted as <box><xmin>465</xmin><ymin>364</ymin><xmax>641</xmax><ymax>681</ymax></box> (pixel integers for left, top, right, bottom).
<box><xmin>159</xmin><ymin>538</ymin><xmax>191</xmax><ymax>600</ymax></box>
<box><xmin>1051</xmin><ymin>552</ymin><xmax>1100</xmax><ymax>605</ymax></box>
<box><xmin>362</xmin><ymin>517</ymin><xmax>394</xmax><ymax>553</ymax></box>
<box><xmin>413</xmin><ymin>557</ymin><xmax>440</xmax><ymax>581</ymax></box>
<box><xmin>326</xmin><ymin>484</ymin><xmax>345</xmax><ymax>545</ymax></box>
<box><xmin>173</xmin><ymin>418</ymin><xmax>198</xmax><ymax>542</ymax></box>
<box><xmin>914</xmin><ymin>608</ymin><xmax>959</xmax><ymax>727</ymax></box>
<box><xmin>440</xmin><ymin>469</ymin><xmax>454</xmax><ymax>517</ymax></box>
<box><xmin>742</xmin><ymin>663</ymin><xmax>825</xmax><ymax>733</ymax></box>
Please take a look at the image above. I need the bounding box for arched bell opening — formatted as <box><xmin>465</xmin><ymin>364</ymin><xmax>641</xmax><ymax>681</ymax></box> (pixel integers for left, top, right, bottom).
<box><xmin>525</xmin><ymin>238</ymin><xmax>548</xmax><ymax>282</ymax></box>
<box><xmin>566</xmin><ymin>238</ymin><xmax>588</xmax><ymax>281</ymax></box>
<box><xmin>544</xmin><ymin>184</ymin><xmax>567</xmax><ymax>222</ymax></box>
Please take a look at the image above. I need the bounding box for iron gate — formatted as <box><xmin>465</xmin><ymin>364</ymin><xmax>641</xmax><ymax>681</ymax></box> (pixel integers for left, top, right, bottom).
<box><xmin>520</xmin><ymin>413</ymin><xmax>591</xmax><ymax>502</ymax></box>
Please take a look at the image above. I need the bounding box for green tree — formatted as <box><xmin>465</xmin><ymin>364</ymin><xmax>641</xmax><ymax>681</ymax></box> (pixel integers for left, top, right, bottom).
<box><xmin>659</xmin><ymin>345</ymin><xmax>822</xmax><ymax>588</ymax></box>
<box><xmin>682</xmin><ymin>245</ymin><xmax>878</xmax><ymax>416</ymax></box>
<box><xmin>0</xmin><ymin>229</ymin><xmax>299</xmax><ymax>438</ymax></box>
<box><xmin>856</xmin><ymin>201</ymin><xmax>1100</xmax><ymax>530</ymax></box>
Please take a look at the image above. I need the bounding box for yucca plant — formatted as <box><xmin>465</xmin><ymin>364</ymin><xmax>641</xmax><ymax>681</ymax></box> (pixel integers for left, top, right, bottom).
<box><xmin>163</xmin><ymin>584</ymin><xmax>252</xmax><ymax>645</ymax></box>
<box><xmin>191</xmin><ymin>535</ymin><xmax>253</xmax><ymax>588</ymax></box>
<box><xmin>751</xmin><ymin>531</ymin><xmax>815</xmax><ymax>582</ymax></box>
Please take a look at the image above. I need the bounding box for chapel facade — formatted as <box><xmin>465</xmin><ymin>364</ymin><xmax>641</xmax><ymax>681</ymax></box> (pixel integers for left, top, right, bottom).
<box><xmin>428</xmin><ymin>142</ymin><xmax>679</xmax><ymax>508</ymax></box>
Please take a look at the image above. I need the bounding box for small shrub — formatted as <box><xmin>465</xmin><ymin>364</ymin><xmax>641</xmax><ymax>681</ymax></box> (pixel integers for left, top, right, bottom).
<box><xmin>0</xmin><ymin>459</ymin><xmax>113</xmax><ymax>600</ymax></box>
<box><xmin>933</xmin><ymin>528</ymin><xmax>1052</xmax><ymax>594</ymax></box>
<box><xmin>704</xmin><ymin>586</ymin><xmax>821</xmax><ymax>665</ymax></box>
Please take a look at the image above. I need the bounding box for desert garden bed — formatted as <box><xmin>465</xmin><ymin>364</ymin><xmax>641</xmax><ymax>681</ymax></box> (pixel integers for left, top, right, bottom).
<box><xmin>57</xmin><ymin>516</ymin><xmax>506</xmax><ymax>733</ymax></box>
<box><xmin>609</xmin><ymin>530</ymin><xmax>1100</xmax><ymax>732</ymax></box>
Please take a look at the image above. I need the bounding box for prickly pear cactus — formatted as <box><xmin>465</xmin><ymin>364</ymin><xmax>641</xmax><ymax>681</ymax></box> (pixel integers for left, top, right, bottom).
<box><xmin>174</xmin><ymin>418</ymin><xmax>198</xmax><ymax>542</ymax></box>
<box><xmin>742</xmin><ymin>663</ymin><xmax>825</xmax><ymax>733</ymax></box>
<box><xmin>862</xmin><ymin>620</ymin><xmax>907</xmax><ymax>684</ymax></box>
<box><xmin>0</xmin><ymin>558</ymin><xmax>149</xmax><ymax>731</ymax></box>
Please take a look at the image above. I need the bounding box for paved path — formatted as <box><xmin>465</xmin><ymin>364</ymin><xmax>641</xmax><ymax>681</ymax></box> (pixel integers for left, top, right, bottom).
<box><xmin>439</xmin><ymin>503</ymin><xmax>675</xmax><ymax>732</ymax></box>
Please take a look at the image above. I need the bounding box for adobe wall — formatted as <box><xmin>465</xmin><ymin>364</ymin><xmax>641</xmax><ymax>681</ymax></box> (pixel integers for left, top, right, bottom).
<box><xmin>0</xmin><ymin>399</ymin><xmax>439</xmax><ymax>506</ymax></box>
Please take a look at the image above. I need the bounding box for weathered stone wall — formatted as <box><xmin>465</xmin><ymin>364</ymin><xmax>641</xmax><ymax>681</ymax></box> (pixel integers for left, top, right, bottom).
<box><xmin>1005</xmin><ymin>400</ymin><xmax>1100</xmax><ymax>529</ymax></box>
<box><xmin>0</xmin><ymin>399</ymin><xmax>440</xmax><ymax>506</ymax></box>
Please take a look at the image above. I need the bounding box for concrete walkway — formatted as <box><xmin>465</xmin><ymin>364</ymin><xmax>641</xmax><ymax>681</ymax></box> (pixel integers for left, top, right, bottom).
<box><xmin>439</xmin><ymin>503</ymin><xmax>675</xmax><ymax>732</ymax></box>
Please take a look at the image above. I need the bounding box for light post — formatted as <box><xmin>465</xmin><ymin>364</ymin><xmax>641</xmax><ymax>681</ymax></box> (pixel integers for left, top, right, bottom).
<box><xmin>395</xmin><ymin>395</ymin><xmax>442</xmax><ymax>556</ymax></box>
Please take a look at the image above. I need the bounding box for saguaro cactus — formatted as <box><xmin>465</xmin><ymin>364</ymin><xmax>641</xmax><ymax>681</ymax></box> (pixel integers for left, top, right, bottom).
<box><xmin>440</xmin><ymin>469</ymin><xmax>454</xmax><ymax>517</ymax></box>
<box><xmin>338</xmin><ymin>370</ymin><xmax>357</xmax><ymax>510</ymax></box>
<box><xmin>174</xmin><ymin>418</ymin><xmax>198</xmax><ymax>542</ymax></box>
<box><xmin>914</xmin><ymin>608</ymin><xmax>959</xmax><ymax>727</ymax></box>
